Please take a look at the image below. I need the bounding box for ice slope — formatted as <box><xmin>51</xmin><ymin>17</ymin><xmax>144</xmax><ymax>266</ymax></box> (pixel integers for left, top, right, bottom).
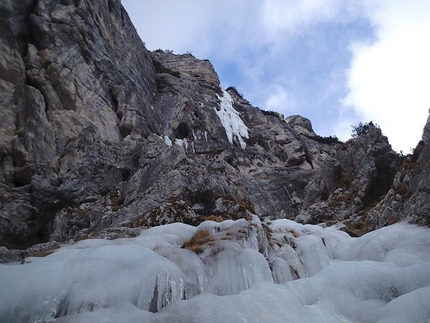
<box><xmin>1</xmin><ymin>218</ymin><xmax>430</xmax><ymax>323</ymax></box>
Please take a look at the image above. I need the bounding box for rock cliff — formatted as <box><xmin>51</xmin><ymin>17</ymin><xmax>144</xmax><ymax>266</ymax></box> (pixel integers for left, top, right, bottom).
<box><xmin>0</xmin><ymin>0</ymin><xmax>428</xmax><ymax>260</ymax></box>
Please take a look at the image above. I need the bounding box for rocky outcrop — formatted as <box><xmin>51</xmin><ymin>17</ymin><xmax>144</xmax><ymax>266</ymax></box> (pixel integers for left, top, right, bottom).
<box><xmin>365</xmin><ymin>113</ymin><xmax>430</xmax><ymax>228</ymax></box>
<box><xmin>0</xmin><ymin>0</ymin><xmax>428</xmax><ymax>261</ymax></box>
<box><xmin>296</xmin><ymin>125</ymin><xmax>403</xmax><ymax>235</ymax></box>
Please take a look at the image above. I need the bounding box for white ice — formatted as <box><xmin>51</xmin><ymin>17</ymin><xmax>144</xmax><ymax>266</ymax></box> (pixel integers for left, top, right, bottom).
<box><xmin>163</xmin><ymin>135</ymin><xmax>172</xmax><ymax>147</ymax></box>
<box><xmin>215</xmin><ymin>89</ymin><xmax>249</xmax><ymax>149</ymax></box>
<box><xmin>1</xmin><ymin>218</ymin><xmax>430</xmax><ymax>323</ymax></box>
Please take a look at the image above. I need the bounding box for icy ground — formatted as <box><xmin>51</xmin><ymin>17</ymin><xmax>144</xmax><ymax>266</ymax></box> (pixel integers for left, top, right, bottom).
<box><xmin>1</xmin><ymin>215</ymin><xmax>430</xmax><ymax>323</ymax></box>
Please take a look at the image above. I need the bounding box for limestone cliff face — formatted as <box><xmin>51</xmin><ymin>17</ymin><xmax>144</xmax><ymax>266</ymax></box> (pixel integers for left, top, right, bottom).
<box><xmin>365</xmin><ymin>114</ymin><xmax>430</xmax><ymax>229</ymax></box>
<box><xmin>0</xmin><ymin>0</ymin><xmax>157</xmax><ymax>249</ymax></box>
<box><xmin>0</xmin><ymin>0</ymin><xmax>428</xmax><ymax>260</ymax></box>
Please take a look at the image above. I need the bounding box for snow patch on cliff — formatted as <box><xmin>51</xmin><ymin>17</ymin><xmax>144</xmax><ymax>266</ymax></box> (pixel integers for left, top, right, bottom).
<box><xmin>163</xmin><ymin>135</ymin><xmax>172</xmax><ymax>146</ymax></box>
<box><xmin>216</xmin><ymin>89</ymin><xmax>249</xmax><ymax>149</ymax></box>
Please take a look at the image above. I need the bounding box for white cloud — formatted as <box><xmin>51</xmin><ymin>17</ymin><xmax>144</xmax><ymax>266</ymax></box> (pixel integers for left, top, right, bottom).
<box><xmin>343</xmin><ymin>0</ymin><xmax>430</xmax><ymax>152</ymax></box>
<box><xmin>261</xmin><ymin>0</ymin><xmax>342</xmax><ymax>35</ymax></box>
<box><xmin>123</xmin><ymin>0</ymin><xmax>348</xmax><ymax>59</ymax></box>
<box><xmin>264</xmin><ymin>85</ymin><xmax>299</xmax><ymax>115</ymax></box>
<box><xmin>333</xmin><ymin>118</ymin><xmax>356</xmax><ymax>142</ymax></box>
<box><xmin>123</xmin><ymin>0</ymin><xmax>262</xmax><ymax>58</ymax></box>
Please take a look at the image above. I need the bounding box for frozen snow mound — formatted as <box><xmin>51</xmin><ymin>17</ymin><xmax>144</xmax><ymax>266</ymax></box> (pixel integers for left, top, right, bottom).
<box><xmin>1</xmin><ymin>219</ymin><xmax>430</xmax><ymax>323</ymax></box>
<box><xmin>0</xmin><ymin>245</ymin><xmax>187</xmax><ymax>322</ymax></box>
<box><xmin>215</xmin><ymin>89</ymin><xmax>249</xmax><ymax>149</ymax></box>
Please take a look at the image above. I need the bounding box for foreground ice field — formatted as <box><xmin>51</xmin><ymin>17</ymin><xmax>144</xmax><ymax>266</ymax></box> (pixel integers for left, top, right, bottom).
<box><xmin>1</xmin><ymin>215</ymin><xmax>430</xmax><ymax>323</ymax></box>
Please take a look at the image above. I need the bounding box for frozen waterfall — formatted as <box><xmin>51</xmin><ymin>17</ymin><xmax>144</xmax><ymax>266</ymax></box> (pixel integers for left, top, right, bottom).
<box><xmin>1</xmin><ymin>217</ymin><xmax>430</xmax><ymax>323</ymax></box>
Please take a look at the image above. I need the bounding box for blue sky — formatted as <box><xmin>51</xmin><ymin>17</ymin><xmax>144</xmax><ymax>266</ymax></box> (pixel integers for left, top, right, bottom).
<box><xmin>122</xmin><ymin>0</ymin><xmax>430</xmax><ymax>153</ymax></box>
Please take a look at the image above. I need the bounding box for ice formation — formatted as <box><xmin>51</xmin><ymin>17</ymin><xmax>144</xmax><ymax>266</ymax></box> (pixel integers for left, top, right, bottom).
<box><xmin>1</xmin><ymin>218</ymin><xmax>430</xmax><ymax>323</ymax></box>
<box><xmin>215</xmin><ymin>89</ymin><xmax>249</xmax><ymax>149</ymax></box>
<box><xmin>163</xmin><ymin>135</ymin><xmax>172</xmax><ymax>147</ymax></box>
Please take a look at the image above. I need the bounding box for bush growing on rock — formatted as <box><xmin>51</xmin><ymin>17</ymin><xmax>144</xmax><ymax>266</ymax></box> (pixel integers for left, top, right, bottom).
<box><xmin>351</xmin><ymin>121</ymin><xmax>379</xmax><ymax>138</ymax></box>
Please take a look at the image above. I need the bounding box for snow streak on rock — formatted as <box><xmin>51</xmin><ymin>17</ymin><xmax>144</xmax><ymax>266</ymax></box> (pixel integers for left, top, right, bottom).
<box><xmin>216</xmin><ymin>89</ymin><xmax>249</xmax><ymax>149</ymax></box>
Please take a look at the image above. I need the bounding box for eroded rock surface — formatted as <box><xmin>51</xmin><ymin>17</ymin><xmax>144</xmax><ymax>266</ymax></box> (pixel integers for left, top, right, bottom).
<box><xmin>365</xmin><ymin>113</ymin><xmax>430</xmax><ymax>229</ymax></box>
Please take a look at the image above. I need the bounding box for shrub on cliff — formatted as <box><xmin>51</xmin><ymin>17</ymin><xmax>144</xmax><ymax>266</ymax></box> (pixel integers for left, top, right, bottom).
<box><xmin>351</xmin><ymin>121</ymin><xmax>379</xmax><ymax>138</ymax></box>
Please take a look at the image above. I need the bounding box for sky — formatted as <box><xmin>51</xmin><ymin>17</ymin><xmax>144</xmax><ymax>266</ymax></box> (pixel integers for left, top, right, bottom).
<box><xmin>122</xmin><ymin>0</ymin><xmax>430</xmax><ymax>153</ymax></box>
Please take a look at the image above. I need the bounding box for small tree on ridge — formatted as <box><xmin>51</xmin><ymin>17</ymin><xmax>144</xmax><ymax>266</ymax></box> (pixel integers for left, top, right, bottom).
<box><xmin>351</xmin><ymin>121</ymin><xmax>379</xmax><ymax>138</ymax></box>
